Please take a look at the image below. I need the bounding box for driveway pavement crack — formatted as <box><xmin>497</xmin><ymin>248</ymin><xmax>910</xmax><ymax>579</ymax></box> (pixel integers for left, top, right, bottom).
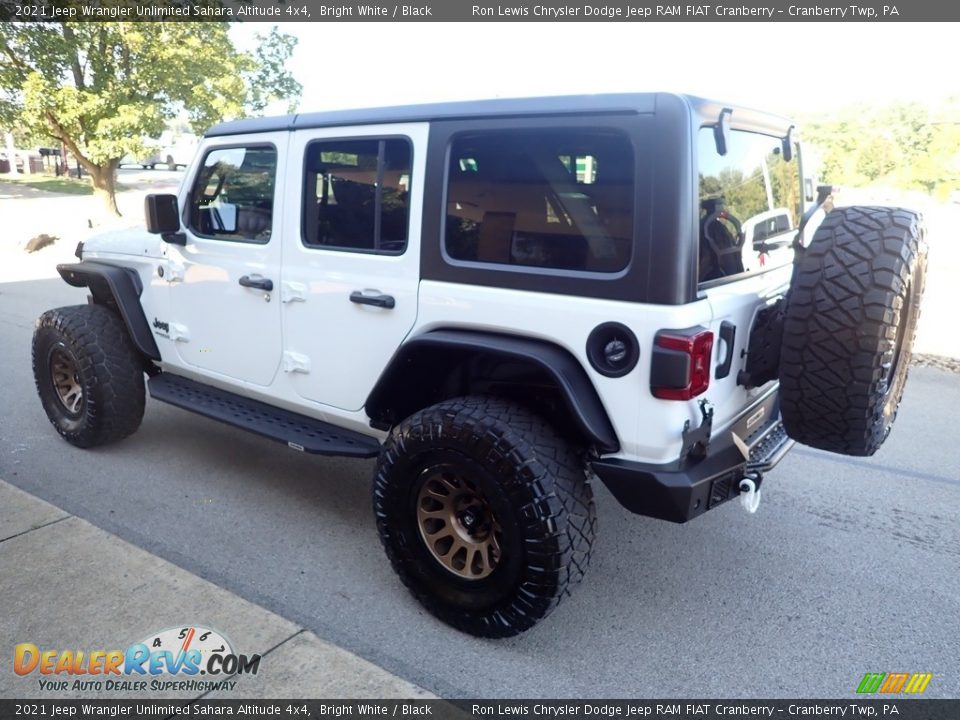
<box><xmin>0</xmin><ymin>514</ymin><xmax>72</xmax><ymax>545</ymax></box>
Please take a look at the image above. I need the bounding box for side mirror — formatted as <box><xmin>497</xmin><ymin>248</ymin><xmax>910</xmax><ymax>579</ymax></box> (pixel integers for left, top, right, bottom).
<box><xmin>782</xmin><ymin>126</ymin><xmax>794</xmax><ymax>162</ymax></box>
<box><xmin>714</xmin><ymin>108</ymin><xmax>732</xmax><ymax>156</ymax></box>
<box><xmin>145</xmin><ymin>194</ymin><xmax>186</xmax><ymax>245</ymax></box>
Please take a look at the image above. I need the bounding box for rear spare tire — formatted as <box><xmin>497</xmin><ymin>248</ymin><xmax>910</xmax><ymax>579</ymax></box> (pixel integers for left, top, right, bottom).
<box><xmin>779</xmin><ymin>206</ymin><xmax>927</xmax><ymax>456</ymax></box>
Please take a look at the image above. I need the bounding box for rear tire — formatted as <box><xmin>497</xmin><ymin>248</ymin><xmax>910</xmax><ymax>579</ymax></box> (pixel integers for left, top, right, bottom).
<box><xmin>32</xmin><ymin>305</ymin><xmax>146</xmax><ymax>448</ymax></box>
<box><xmin>779</xmin><ymin>206</ymin><xmax>927</xmax><ymax>456</ymax></box>
<box><xmin>373</xmin><ymin>396</ymin><xmax>596</xmax><ymax>638</ymax></box>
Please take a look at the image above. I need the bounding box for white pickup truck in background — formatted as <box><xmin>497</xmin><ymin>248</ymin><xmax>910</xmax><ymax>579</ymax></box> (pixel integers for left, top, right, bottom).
<box><xmin>121</xmin><ymin>131</ymin><xmax>198</xmax><ymax>170</ymax></box>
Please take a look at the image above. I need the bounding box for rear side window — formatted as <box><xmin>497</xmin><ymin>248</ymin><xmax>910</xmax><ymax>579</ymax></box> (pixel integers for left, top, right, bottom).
<box><xmin>187</xmin><ymin>145</ymin><xmax>277</xmax><ymax>243</ymax></box>
<box><xmin>302</xmin><ymin>138</ymin><xmax>412</xmax><ymax>254</ymax></box>
<box><xmin>698</xmin><ymin>129</ymin><xmax>800</xmax><ymax>283</ymax></box>
<box><xmin>444</xmin><ymin>129</ymin><xmax>634</xmax><ymax>273</ymax></box>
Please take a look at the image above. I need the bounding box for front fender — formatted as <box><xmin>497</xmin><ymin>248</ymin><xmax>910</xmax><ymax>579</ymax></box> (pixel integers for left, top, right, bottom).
<box><xmin>57</xmin><ymin>261</ymin><xmax>160</xmax><ymax>361</ymax></box>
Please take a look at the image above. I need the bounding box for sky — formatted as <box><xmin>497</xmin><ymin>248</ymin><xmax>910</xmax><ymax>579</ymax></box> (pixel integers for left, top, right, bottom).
<box><xmin>233</xmin><ymin>22</ymin><xmax>960</xmax><ymax>117</ymax></box>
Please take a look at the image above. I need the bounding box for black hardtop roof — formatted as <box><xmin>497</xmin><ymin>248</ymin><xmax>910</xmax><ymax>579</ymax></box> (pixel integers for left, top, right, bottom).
<box><xmin>205</xmin><ymin>93</ymin><xmax>794</xmax><ymax>138</ymax></box>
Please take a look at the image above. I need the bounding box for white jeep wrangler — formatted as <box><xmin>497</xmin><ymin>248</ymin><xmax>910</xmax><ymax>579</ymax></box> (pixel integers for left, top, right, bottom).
<box><xmin>33</xmin><ymin>94</ymin><xmax>926</xmax><ymax>637</ymax></box>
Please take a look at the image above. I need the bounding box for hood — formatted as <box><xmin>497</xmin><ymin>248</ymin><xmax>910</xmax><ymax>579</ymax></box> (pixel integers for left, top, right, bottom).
<box><xmin>81</xmin><ymin>225</ymin><xmax>163</xmax><ymax>259</ymax></box>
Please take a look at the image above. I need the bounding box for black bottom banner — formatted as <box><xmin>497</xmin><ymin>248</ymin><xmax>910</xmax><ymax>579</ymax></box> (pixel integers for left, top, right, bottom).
<box><xmin>0</xmin><ymin>699</ymin><xmax>957</xmax><ymax>720</ymax></box>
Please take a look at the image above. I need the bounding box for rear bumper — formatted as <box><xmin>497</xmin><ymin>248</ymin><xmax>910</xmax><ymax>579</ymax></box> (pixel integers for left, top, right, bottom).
<box><xmin>592</xmin><ymin>388</ymin><xmax>794</xmax><ymax>523</ymax></box>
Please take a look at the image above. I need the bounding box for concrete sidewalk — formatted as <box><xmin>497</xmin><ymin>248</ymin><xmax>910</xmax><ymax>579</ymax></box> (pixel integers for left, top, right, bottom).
<box><xmin>0</xmin><ymin>480</ymin><xmax>433</xmax><ymax>700</ymax></box>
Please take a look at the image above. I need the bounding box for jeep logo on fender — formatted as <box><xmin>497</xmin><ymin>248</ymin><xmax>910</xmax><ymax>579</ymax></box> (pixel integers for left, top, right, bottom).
<box><xmin>152</xmin><ymin>318</ymin><xmax>169</xmax><ymax>334</ymax></box>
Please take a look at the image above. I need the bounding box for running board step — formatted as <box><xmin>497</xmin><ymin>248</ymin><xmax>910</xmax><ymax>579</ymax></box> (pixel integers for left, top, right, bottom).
<box><xmin>148</xmin><ymin>374</ymin><xmax>380</xmax><ymax>458</ymax></box>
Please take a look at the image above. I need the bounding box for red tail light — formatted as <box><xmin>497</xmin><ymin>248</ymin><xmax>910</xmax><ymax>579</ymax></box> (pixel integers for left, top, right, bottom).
<box><xmin>651</xmin><ymin>329</ymin><xmax>714</xmax><ymax>400</ymax></box>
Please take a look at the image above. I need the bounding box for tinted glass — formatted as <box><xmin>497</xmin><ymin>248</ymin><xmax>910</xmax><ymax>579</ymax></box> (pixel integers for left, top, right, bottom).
<box><xmin>698</xmin><ymin>129</ymin><xmax>800</xmax><ymax>282</ymax></box>
<box><xmin>188</xmin><ymin>146</ymin><xmax>277</xmax><ymax>243</ymax></box>
<box><xmin>303</xmin><ymin>138</ymin><xmax>411</xmax><ymax>253</ymax></box>
<box><xmin>445</xmin><ymin>130</ymin><xmax>634</xmax><ymax>273</ymax></box>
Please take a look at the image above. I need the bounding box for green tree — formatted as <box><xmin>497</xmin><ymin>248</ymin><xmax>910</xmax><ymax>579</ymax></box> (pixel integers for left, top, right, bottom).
<box><xmin>912</xmin><ymin>120</ymin><xmax>960</xmax><ymax>197</ymax></box>
<box><xmin>799</xmin><ymin>98</ymin><xmax>960</xmax><ymax>195</ymax></box>
<box><xmin>854</xmin><ymin>134</ymin><xmax>901</xmax><ymax>182</ymax></box>
<box><xmin>768</xmin><ymin>150</ymin><xmax>801</xmax><ymax>225</ymax></box>
<box><xmin>0</xmin><ymin>22</ymin><xmax>301</xmax><ymax>215</ymax></box>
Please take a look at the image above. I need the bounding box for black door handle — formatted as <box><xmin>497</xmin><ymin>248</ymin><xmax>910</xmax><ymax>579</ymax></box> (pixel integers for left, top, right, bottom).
<box><xmin>239</xmin><ymin>275</ymin><xmax>273</xmax><ymax>291</ymax></box>
<box><xmin>716</xmin><ymin>321</ymin><xmax>736</xmax><ymax>379</ymax></box>
<box><xmin>350</xmin><ymin>291</ymin><xmax>395</xmax><ymax>309</ymax></box>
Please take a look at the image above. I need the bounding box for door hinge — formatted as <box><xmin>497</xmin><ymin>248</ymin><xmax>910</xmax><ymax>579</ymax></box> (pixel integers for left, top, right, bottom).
<box><xmin>281</xmin><ymin>281</ymin><xmax>307</xmax><ymax>304</ymax></box>
<box><xmin>159</xmin><ymin>261</ymin><xmax>184</xmax><ymax>283</ymax></box>
<box><xmin>282</xmin><ymin>351</ymin><xmax>311</xmax><ymax>374</ymax></box>
<box><xmin>169</xmin><ymin>323</ymin><xmax>190</xmax><ymax>342</ymax></box>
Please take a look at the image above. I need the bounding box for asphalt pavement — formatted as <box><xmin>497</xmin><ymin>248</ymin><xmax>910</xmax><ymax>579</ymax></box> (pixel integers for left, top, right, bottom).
<box><xmin>2</xmin><ymin>276</ymin><xmax>959</xmax><ymax>699</ymax></box>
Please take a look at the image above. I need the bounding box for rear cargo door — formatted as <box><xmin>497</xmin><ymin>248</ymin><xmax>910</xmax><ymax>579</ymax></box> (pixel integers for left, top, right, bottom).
<box><xmin>696</xmin><ymin>126</ymin><xmax>802</xmax><ymax>434</ymax></box>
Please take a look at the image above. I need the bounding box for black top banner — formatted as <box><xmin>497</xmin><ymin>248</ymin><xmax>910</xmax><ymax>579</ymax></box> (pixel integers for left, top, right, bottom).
<box><xmin>1</xmin><ymin>0</ymin><xmax>959</xmax><ymax>22</ymax></box>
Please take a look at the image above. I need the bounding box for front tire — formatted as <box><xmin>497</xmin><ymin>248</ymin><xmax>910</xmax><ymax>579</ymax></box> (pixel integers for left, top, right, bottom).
<box><xmin>32</xmin><ymin>305</ymin><xmax>146</xmax><ymax>448</ymax></box>
<box><xmin>373</xmin><ymin>397</ymin><xmax>596</xmax><ymax>638</ymax></box>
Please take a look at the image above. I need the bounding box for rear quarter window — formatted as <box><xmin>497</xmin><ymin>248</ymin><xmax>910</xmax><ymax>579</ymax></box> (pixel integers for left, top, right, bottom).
<box><xmin>444</xmin><ymin>129</ymin><xmax>635</xmax><ymax>274</ymax></box>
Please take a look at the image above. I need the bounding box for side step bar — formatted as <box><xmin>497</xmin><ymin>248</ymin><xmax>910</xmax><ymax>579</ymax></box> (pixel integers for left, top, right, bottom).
<box><xmin>148</xmin><ymin>374</ymin><xmax>381</xmax><ymax>458</ymax></box>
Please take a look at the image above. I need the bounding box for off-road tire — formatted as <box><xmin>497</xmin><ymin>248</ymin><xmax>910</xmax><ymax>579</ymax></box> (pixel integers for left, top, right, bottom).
<box><xmin>373</xmin><ymin>396</ymin><xmax>596</xmax><ymax>638</ymax></box>
<box><xmin>33</xmin><ymin>304</ymin><xmax>146</xmax><ymax>448</ymax></box>
<box><xmin>779</xmin><ymin>206</ymin><xmax>927</xmax><ymax>456</ymax></box>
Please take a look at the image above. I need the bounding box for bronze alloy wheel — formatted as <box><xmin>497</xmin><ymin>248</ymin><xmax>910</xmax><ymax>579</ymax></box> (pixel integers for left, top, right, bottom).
<box><xmin>373</xmin><ymin>396</ymin><xmax>596</xmax><ymax>637</ymax></box>
<box><xmin>49</xmin><ymin>347</ymin><xmax>84</xmax><ymax>416</ymax></box>
<box><xmin>416</xmin><ymin>467</ymin><xmax>502</xmax><ymax>580</ymax></box>
<box><xmin>884</xmin><ymin>275</ymin><xmax>919</xmax><ymax>422</ymax></box>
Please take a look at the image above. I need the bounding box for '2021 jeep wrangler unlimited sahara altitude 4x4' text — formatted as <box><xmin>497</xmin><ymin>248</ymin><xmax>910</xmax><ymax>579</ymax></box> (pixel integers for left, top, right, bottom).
<box><xmin>33</xmin><ymin>94</ymin><xmax>926</xmax><ymax>637</ymax></box>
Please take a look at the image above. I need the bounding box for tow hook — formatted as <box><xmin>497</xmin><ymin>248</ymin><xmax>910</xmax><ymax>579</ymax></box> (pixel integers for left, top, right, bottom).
<box><xmin>739</xmin><ymin>471</ymin><xmax>763</xmax><ymax>514</ymax></box>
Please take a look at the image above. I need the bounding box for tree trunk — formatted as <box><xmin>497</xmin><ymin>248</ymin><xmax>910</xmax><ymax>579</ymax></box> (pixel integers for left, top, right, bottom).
<box><xmin>89</xmin><ymin>164</ymin><xmax>121</xmax><ymax>217</ymax></box>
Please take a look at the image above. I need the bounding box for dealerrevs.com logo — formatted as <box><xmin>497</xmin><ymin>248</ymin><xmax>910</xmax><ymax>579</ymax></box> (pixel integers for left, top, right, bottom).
<box><xmin>14</xmin><ymin>625</ymin><xmax>261</xmax><ymax>693</ymax></box>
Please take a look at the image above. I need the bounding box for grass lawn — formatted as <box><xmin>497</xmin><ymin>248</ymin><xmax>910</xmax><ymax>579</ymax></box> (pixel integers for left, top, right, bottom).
<box><xmin>0</xmin><ymin>175</ymin><xmax>127</xmax><ymax>195</ymax></box>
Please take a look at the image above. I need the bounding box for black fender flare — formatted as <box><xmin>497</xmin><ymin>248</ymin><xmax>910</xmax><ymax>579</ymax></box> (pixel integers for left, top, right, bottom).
<box><xmin>365</xmin><ymin>329</ymin><xmax>620</xmax><ymax>454</ymax></box>
<box><xmin>57</xmin><ymin>261</ymin><xmax>161</xmax><ymax>361</ymax></box>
